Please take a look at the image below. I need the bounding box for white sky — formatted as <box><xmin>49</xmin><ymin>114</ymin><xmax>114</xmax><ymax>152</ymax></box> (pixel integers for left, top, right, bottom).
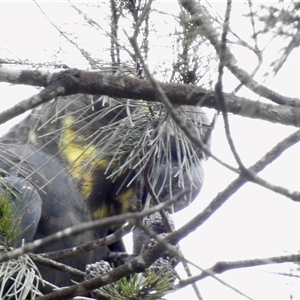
<box><xmin>1</xmin><ymin>1</ymin><xmax>300</xmax><ymax>299</ymax></box>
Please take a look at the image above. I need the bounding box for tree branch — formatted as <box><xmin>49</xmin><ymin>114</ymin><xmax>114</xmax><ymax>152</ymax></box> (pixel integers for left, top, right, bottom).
<box><xmin>41</xmin><ymin>224</ymin><xmax>132</xmax><ymax>261</ymax></box>
<box><xmin>180</xmin><ymin>0</ymin><xmax>300</xmax><ymax>107</ymax></box>
<box><xmin>1</xmin><ymin>66</ymin><xmax>300</xmax><ymax>128</ymax></box>
<box><xmin>175</xmin><ymin>253</ymin><xmax>300</xmax><ymax>290</ymax></box>
<box><xmin>30</xmin><ymin>254</ymin><xmax>84</xmax><ymax>277</ymax></box>
<box><xmin>33</xmin><ymin>129</ymin><xmax>300</xmax><ymax>299</ymax></box>
<box><xmin>166</xmin><ymin>128</ymin><xmax>300</xmax><ymax>251</ymax></box>
<box><xmin>0</xmin><ymin>198</ymin><xmax>178</xmax><ymax>264</ymax></box>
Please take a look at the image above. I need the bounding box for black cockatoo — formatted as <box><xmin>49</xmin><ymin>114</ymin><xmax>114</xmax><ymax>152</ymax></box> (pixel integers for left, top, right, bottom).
<box><xmin>0</xmin><ymin>87</ymin><xmax>210</xmax><ymax>296</ymax></box>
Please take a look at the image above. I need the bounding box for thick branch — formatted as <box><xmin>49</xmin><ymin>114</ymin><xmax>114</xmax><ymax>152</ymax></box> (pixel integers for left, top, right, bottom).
<box><xmin>1</xmin><ymin>67</ymin><xmax>300</xmax><ymax>128</ymax></box>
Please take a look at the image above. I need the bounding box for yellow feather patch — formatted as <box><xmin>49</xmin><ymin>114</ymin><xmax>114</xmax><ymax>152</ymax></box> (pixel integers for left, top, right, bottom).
<box><xmin>91</xmin><ymin>188</ymin><xmax>135</xmax><ymax>220</ymax></box>
<box><xmin>92</xmin><ymin>206</ymin><xmax>109</xmax><ymax>220</ymax></box>
<box><xmin>117</xmin><ymin>187</ymin><xmax>135</xmax><ymax>210</ymax></box>
<box><xmin>59</xmin><ymin>116</ymin><xmax>135</xmax><ymax>220</ymax></box>
<box><xmin>59</xmin><ymin>116</ymin><xmax>108</xmax><ymax>199</ymax></box>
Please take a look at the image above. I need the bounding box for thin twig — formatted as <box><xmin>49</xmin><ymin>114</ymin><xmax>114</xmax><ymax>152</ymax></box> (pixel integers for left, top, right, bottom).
<box><xmin>136</xmin><ymin>221</ymin><xmax>254</xmax><ymax>300</ymax></box>
<box><xmin>41</xmin><ymin>224</ymin><xmax>133</xmax><ymax>261</ymax></box>
<box><xmin>33</xmin><ymin>1</ymin><xmax>97</xmax><ymax>68</ymax></box>
<box><xmin>0</xmin><ymin>196</ymin><xmax>182</xmax><ymax>263</ymax></box>
<box><xmin>215</xmin><ymin>0</ymin><xmax>247</xmax><ymax>171</ymax></box>
<box><xmin>167</xmin><ymin>129</ymin><xmax>300</xmax><ymax>249</ymax></box>
<box><xmin>30</xmin><ymin>254</ymin><xmax>84</xmax><ymax>277</ymax></box>
<box><xmin>175</xmin><ymin>253</ymin><xmax>300</xmax><ymax>291</ymax></box>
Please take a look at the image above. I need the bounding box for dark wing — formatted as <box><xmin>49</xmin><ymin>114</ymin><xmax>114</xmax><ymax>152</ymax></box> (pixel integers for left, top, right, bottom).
<box><xmin>0</xmin><ymin>144</ymin><xmax>110</xmax><ymax>292</ymax></box>
<box><xmin>0</xmin><ymin>175</ymin><xmax>42</xmax><ymax>248</ymax></box>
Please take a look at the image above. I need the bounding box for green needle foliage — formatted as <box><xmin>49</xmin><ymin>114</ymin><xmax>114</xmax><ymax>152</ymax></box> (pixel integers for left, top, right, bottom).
<box><xmin>0</xmin><ymin>182</ymin><xmax>21</xmax><ymax>248</ymax></box>
<box><xmin>0</xmin><ymin>180</ymin><xmax>32</xmax><ymax>249</ymax></box>
<box><xmin>0</xmin><ymin>178</ymin><xmax>42</xmax><ymax>299</ymax></box>
<box><xmin>93</xmin><ymin>261</ymin><xmax>176</xmax><ymax>300</ymax></box>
